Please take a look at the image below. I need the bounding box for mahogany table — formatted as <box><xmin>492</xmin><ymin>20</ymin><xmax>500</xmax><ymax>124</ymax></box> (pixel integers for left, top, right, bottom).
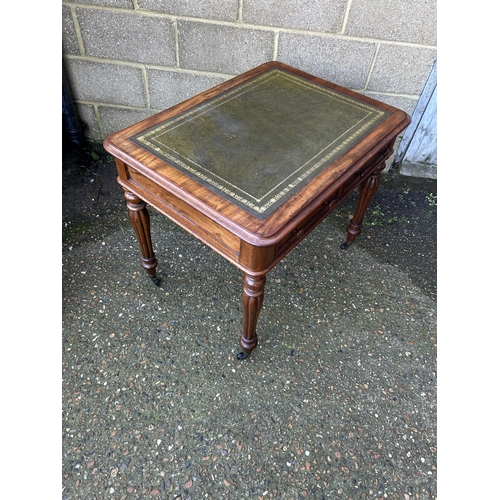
<box><xmin>104</xmin><ymin>61</ymin><xmax>410</xmax><ymax>359</ymax></box>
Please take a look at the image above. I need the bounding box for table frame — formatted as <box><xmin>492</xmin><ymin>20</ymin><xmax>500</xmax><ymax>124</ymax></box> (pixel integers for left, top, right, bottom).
<box><xmin>104</xmin><ymin>61</ymin><xmax>410</xmax><ymax>359</ymax></box>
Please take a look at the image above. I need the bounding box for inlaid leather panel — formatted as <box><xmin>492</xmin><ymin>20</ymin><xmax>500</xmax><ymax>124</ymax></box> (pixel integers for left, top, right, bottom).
<box><xmin>130</xmin><ymin>68</ymin><xmax>389</xmax><ymax>219</ymax></box>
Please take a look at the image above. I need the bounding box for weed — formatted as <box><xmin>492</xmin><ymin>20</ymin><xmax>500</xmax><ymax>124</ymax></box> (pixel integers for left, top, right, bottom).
<box><xmin>367</xmin><ymin>205</ymin><xmax>386</xmax><ymax>226</ymax></box>
<box><xmin>367</xmin><ymin>204</ymin><xmax>409</xmax><ymax>226</ymax></box>
<box><xmin>426</xmin><ymin>193</ymin><xmax>437</xmax><ymax>207</ymax></box>
<box><xmin>398</xmin><ymin>188</ymin><xmax>410</xmax><ymax>203</ymax></box>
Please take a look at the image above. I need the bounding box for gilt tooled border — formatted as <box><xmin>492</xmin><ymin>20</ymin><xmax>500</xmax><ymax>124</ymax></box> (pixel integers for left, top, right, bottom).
<box><xmin>131</xmin><ymin>69</ymin><xmax>388</xmax><ymax>218</ymax></box>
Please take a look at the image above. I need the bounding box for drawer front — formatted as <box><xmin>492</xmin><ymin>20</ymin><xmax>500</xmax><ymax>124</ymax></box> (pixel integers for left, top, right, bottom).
<box><xmin>124</xmin><ymin>167</ymin><xmax>241</xmax><ymax>263</ymax></box>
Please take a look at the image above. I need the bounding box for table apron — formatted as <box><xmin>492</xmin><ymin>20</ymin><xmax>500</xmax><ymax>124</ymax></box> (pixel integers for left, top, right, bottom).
<box><xmin>119</xmin><ymin>167</ymin><xmax>243</xmax><ymax>266</ymax></box>
<box><xmin>117</xmin><ymin>145</ymin><xmax>390</xmax><ymax>276</ymax></box>
<box><xmin>245</xmin><ymin>147</ymin><xmax>392</xmax><ymax>274</ymax></box>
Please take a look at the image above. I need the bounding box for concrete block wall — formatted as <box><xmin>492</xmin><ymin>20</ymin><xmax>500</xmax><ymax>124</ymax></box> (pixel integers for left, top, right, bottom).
<box><xmin>62</xmin><ymin>0</ymin><xmax>437</xmax><ymax>145</ymax></box>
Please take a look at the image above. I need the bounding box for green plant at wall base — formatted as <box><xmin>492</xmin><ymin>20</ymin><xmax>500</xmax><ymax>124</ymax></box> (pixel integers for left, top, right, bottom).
<box><xmin>368</xmin><ymin>205</ymin><xmax>386</xmax><ymax>226</ymax></box>
<box><xmin>426</xmin><ymin>193</ymin><xmax>437</xmax><ymax>207</ymax></box>
<box><xmin>398</xmin><ymin>188</ymin><xmax>410</xmax><ymax>202</ymax></box>
<box><xmin>90</xmin><ymin>151</ymin><xmax>100</xmax><ymax>161</ymax></box>
<box><xmin>367</xmin><ymin>205</ymin><xmax>409</xmax><ymax>226</ymax></box>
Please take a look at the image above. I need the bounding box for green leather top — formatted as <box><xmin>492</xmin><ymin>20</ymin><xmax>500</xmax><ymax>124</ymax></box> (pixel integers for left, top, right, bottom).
<box><xmin>131</xmin><ymin>69</ymin><xmax>389</xmax><ymax>219</ymax></box>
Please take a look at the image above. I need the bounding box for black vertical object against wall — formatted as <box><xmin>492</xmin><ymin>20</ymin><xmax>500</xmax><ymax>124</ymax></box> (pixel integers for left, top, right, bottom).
<box><xmin>62</xmin><ymin>70</ymin><xmax>83</xmax><ymax>145</ymax></box>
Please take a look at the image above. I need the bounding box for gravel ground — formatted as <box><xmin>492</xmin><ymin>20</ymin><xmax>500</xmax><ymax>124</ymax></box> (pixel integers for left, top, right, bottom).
<box><xmin>62</xmin><ymin>141</ymin><xmax>437</xmax><ymax>500</ymax></box>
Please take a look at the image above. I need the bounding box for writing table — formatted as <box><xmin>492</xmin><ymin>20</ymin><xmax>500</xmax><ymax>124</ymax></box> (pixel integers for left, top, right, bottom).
<box><xmin>104</xmin><ymin>61</ymin><xmax>410</xmax><ymax>359</ymax></box>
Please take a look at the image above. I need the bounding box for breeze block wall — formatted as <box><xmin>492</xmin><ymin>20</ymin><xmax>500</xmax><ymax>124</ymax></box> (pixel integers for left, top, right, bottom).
<box><xmin>62</xmin><ymin>0</ymin><xmax>437</xmax><ymax>154</ymax></box>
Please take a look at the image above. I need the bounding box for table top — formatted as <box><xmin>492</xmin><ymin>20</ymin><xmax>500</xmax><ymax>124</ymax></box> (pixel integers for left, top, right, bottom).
<box><xmin>104</xmin><ymin>61</ymin><xmax>410</xmax><ymax>242</ymax></box>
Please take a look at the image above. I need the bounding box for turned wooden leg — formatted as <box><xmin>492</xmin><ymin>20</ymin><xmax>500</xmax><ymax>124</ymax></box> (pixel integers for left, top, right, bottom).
<box><xmin>124</xmin><ymin>190</ymin><xmax>160</xmax><ymax>285</ymax></box>
<box><xmin>341</xmin><ymin>161</ymin><xmax>385</xmax><ymax>249</ymax></box>
<box><xmin>237</xmin><ymin>274</ymin><xmax>266</xmax><ymax>360</ymax></box>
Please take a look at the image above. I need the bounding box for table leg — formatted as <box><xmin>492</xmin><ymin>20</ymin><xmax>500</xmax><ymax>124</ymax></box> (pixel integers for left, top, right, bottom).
<box><xmin>124</xmin><ymin>190</ymin><xmax>160</xmax><ymax>286</ymax></box>
<box><xmin>341</xmin><ymin>161</ymin><xmax>385</xmax><ymax>249</ymax></box>
<box><xmin>237</xmin><ymin>274</ymin><xmax>266</xmax><ymax>360</ymax></box>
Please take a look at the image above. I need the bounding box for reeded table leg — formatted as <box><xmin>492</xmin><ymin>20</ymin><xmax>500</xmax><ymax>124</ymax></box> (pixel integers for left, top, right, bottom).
<box><xmin>341</xmin><ymin>161</ymin><xmax>385</xmax><ymax>249</ymax></box>
<box><xmin>237</xmin><ymin>274</ymin><xmax>266</xmax><ymax>360</ymax></box>
<box><xmin>124</xmin><ymin>190</ymin><xmax>160</xmax><ymax>286</ymax></box>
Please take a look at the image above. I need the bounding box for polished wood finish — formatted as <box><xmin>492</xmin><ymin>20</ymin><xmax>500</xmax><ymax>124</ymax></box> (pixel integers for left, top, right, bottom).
<box><xmin>240</xmin><ymin>274</ymin><xmax>266</xmax><ymax>359</ymax></box>
<box><xmin>123</xmin><ymin>190</ymin><xmax>159</xmax><ymax>284</ymax></box>
<box><xmin>341</xmin><ymin>160</ymin><xmax>386</xmax><ymax>249</ymax></box>
<box><xmin>104</xmin><ymin>61</ymin><xmax>410</xmax><ymax>358</ymax></box>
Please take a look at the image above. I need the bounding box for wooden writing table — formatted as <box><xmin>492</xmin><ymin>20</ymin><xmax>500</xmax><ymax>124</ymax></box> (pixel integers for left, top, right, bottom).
<box><xmin>104</xmin><ymin>61</ymin><xmax>410</xmax><ymax>359</ymax></box>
